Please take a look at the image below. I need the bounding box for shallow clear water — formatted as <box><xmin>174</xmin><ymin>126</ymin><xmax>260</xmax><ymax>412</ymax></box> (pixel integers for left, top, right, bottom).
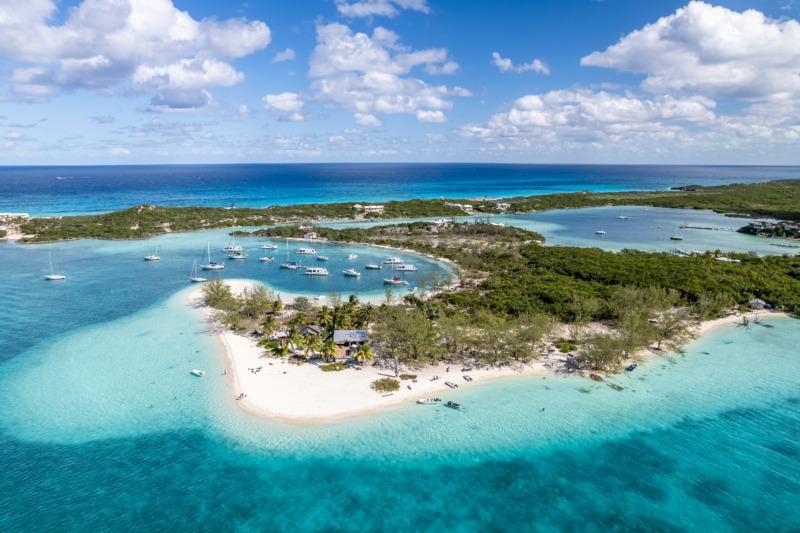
<box><xmin>2</xmin><ymin>163</ymin><xmax>799</xmax><ymax>215</ymax></box>
<box><xmin>320</xmin><ymin>206</ymin><xmax>800</xmax><ymax>256</ymax></box>
<box><xmin>1</xmin><ymin>229</ymin><xmax>799</xmax><ymax>530</ymax></box>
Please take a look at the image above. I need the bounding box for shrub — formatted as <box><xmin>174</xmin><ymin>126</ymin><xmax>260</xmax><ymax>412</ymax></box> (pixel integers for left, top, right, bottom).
<box><xmin>399</xmin><ymin>374</ymin><xmax>417</xmax><ymax>380</ymax></box>
<box><xmin>555</xmin><ymin>339</ymin><xmax>578</xmax><ymax>353</ymax></box>
<box><xmin>319</xmin><ymin>362</ymin><xmax>349</xmax><ymax>372</ymax></box>
<box><xmin>371</xmin><ymin>378</ymin><xmax>400</xmax><ymax>393</ymax></box>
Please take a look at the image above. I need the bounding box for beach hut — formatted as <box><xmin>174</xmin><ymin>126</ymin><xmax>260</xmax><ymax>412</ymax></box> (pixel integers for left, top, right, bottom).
<box><xmin>299</xmin><ymin>324</ymin><xmax>322</xmax><ymax>337</ymax></box>
<box><xmin>332</xmin><ymin>329</ymin><xmax>368</xmax><ymax>360</ymax></box>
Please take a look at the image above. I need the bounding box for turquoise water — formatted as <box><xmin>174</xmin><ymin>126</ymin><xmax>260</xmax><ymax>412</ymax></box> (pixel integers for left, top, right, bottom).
<box><xmin>2</xmin><ymin>164</ymin><xmax>799</xmax><ymax>215</ymax></box>
<box><xmin>1</xmin><ymin>231</ymin><xmax>799</xmax><ymax>530</ymax></box>
<box><xmin>320</xmin><ymin>207</ymin><xmax>800</xmax><ymax>256</ymax></box>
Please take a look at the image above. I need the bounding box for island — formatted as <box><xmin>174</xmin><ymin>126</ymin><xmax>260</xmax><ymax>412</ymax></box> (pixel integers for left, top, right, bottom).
<box><xmin>192</xmin><ymin>221</ymin><xmax>797</xmax><ymax>421</ymax></box>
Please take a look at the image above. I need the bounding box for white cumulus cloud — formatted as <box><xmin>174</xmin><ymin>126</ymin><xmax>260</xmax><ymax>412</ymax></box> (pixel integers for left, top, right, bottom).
<box><xmin>581</xmin><ymin>1</ymin><xmax>800</xmax><ymax>101</ymax></box>
<box><xmin>335</xmin><ymin>0</ymin><xmax>429</xmax><ymax>18</ymax></box>
<box><xmin>273</xmin><ymin>48</ymin><xmax>296</xmax><ymax>63</ymax></box>
<box><xmin>263</xmin><ymin>92</ymin><xmax>305</xmax><ymax>121</ymax></box>
<box><xmin>309</xmin><ymin>23</ymin><xmax>467</xmax><ymax>125</ymax></box>
<box><xmin>491</xmin><ymin>52</ymin><xmax>550</xmax><ymax>74</ymax></box>
<box><xmin>0</xmin><ymin>0</ymin><xmax>271</xmax><ymax>108</ymax></box>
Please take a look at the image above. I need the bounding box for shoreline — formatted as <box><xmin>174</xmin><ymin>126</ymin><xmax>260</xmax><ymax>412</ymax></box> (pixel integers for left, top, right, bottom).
<box><xmin>191</xmin><ymin>279</ymin><xmax>792</xmax><ymax>424</ymax></box>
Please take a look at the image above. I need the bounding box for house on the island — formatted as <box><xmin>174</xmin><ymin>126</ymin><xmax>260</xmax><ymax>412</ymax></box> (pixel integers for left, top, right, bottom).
<box><xmin>332</xmin><ymin>329</ymin><xmax>368</xmax><ymax>360</ymax></box>
<box><xmin>303</xmin><ymin>231</ymin><xmax>318</xmax><ymax>240</ymax></box>
<box><xmin>495</xmin><ymin>202</ymin><xmax>511</xmax><ymax>212</ymax></box>
<box><xmin>352</xmin><ymin>204</ymin><xmax>385</xmax><ymax>214</ymax></box>
<box><xmin>444</xmin><ymin>202</ymin><xmax>475</xmax><ymax>214</ymax></box>
<box><xmin>298</xmin><ymin>324</ymin><xmax>322</xmax><ymax>337</ymax></box>
<box><xmin>749</xmin><ymin>298</ymin><xmax>771</xmax><ymax>310</ymax></box>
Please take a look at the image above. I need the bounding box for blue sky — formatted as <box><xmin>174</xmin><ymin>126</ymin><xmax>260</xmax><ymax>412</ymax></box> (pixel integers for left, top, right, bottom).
<box><xmin>0</xmin><ymin>0</ymin><xmax>798</xmax><ymax>164</ymax></box>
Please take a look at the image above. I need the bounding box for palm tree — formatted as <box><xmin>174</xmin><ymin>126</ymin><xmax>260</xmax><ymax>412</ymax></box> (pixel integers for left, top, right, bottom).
<box><xmin>304</xmin><ymin>336</ymin><xmax>323</xmax><ymax>359</ymax></box>
<box><xmin>321</xmin><ymin>339</ymin><xmax>337</xmax><ymax>362</ymax></box>
<box><xmin>262</xmin><ymin>339</ymin><xmax>290</xmax><ymax>359</ymax></box>
<box><xmin>354</xmin><ymin>343</ymin><xmax>374</xmax><ymax>363</ymax></box>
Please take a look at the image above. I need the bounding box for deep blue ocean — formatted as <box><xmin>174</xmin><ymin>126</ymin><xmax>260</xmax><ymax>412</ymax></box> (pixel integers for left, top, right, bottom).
<box><xmin>2</xmin><ymin>163</ymin><xmax>800</xmax><ymax>215</ymax></box>
<box><xmin>1</xmin><ymin>164</ymin><xmax>799</xmax><ymax>531</ymax></box>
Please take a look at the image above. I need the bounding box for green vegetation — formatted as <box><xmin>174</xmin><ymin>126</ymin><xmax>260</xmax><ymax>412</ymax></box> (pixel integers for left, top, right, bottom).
<box><xmin>319</xmin><ymin>362</ymin><xmax>349</xmax><ymax>372</ymax></box>
<box><xmin>18</xmin><ymin>179</ymin><xmax>800</xmax><ymax>242</ymax></box>
<box><xmin>370</xmin><ymin>378</ymin><xmax>400</xmax><ymax>393</ymax></box>
<box><xmin>0</xmin><ymin>228</ymin><xmax>7</xmax><ymax>238</ymax></box>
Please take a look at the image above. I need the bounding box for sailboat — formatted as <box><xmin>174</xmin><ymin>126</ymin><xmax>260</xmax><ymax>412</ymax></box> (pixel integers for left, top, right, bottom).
<box><xmin>43</xmin><ymin>252</ymin><xmax>66</xmax><ymax>281</ymax></box>
<box><xmin>200</xmin><ymin>242</ymin><xmax>225</xmax><ymax>271</ymax></box>
<box><xmin>280</xmin><ymin>237</ymin><xmax>300</xmax><ymax>269</ymax></box>
<box><xmin>189</xmin><ymin>259</ymin><xmax>207</xmax><ymax>283</ymax></box>
<box><xmin>144</xmin><ymin>246</ymin><xmax>160</xmax><ymax>261</ymax></box>
<box><xmin>223</xmin><ymin>229</ymin><xmax>243</xmax><ymax>253</ymax></box>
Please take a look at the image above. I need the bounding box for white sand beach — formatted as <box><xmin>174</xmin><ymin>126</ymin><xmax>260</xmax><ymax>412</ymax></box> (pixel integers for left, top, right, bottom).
<box><xmin>190</xmin><ymin>279</ymin><xmax>789</xmax><ymax>423</ymax></box>
<box><xmin>189</xmin><ymin>279</ymin><xmax>548</xmax><ymax>423</ymax></box>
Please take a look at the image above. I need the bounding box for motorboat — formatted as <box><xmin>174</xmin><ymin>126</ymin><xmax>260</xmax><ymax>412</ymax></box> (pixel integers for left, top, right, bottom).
<box><xmin>445</xmin><ymin>401</ymin><xmax>463</xmax><ymax>410</ymax></box>
<box><xmin>670</xmin><ymin>235</ymin><xmax>684</xmax><ymax>241</ymax></box>
<box><xmin>595</xmin><ymin>230</ymin><xmax>606</xmax><ymax>235</ymax></box>
<box><xmin>296</xmin><ymin>247</ymin><xmax>317</xmax><ymax>255</ymax></box>
<box><xmin>227</xmin><ymin>251</ymin><xmax>247</xmax><ymax>260</ymax></box>
<box><xmin>617</xmin><ymin>215</ymin><xmax>630</xmax><ymax>220</ymax></box>
<box><xmin>445</xmin><ymin>381</ymin><xmax>459</xmax><ymax>389</ymax></box>
<box><xmin>190</xmin><ymin>369</ymin><xmax>206</xmax><ymax>377</ymax></box>
<box><xmin>463</xmin><ymin>375</ymin><xmax>473</xmax><ymax>382</ymax></box>
<box><xmin>383</xmin><ymin>277</ymin><xmax>409</xmax><ymax>285</ymax></box>
<box><xmin>261</xmin><ymin>242</ymin><xmax>279</xmax><ymax>250</ymax></box>
<box><xmin>316</xmin><ymin>255</ymin><xmax>329</xmax><ymax>261</ymax></box>
<box><xmin>201</xmin><ymin>242</ymin><xmax>225</xmax><ymax>270</ymax></box>
<box><xmin>280</xmin><ymin>261</ymin><xmax>301</xmax><ymax>270</ymax></box>
<box><xmin>342</xmin><ymin>268</ymin><xmax>361</xmax><ymax>277</ymax></box>
<box><xmin>384</xmin><ymin>257</ymin><xmax>403</xmax><ymax>264</ymax></box>
<box><xmin>304</xmin><ymin>267</ymin><xmax>330</xmax><ymax>276</ymax></box>
<box><xmin>364</xmin><ymin>263</ymin><xmax>382</xmax><ymax>270</ymax></box>
<box><xmin>416</xmin><ymin>398</ymin><xmax>441</xmax><ymax>405</ymax></box>
<box><xmin>347</xmin><ymin>254</ymin><xmax>358</xmax><ymax>260</ymax></box>
<box><xmin>189</xmin><ymin>260</ymin><xmax>207</xmax><ymax>283</ymax></box>
<box><xmin>43</xmin><ymin>252</ymin><xmax>66</xmax><ymax>281</ymax></box>
<box><xmin>258</xmin><ymin>256</ymin><xmax>274</xmax><ymax>262</ymax></box>
<box><xmin>396</xmin><ymin>264</ymin><xmax>417</xmax><ymax>272</ymax></box>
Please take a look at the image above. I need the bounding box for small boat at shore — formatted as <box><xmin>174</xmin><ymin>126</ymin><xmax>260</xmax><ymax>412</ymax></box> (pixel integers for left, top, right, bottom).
<box><xmin>445</xmin><ymin>401</ymin><xmax>463</xmax><ymax>410</ymax></box>
<box><xmin>304</xmin><ymin>266</ymin><xmax>329</xmax><ymax>276</ymax></box>
<box><xmin>43</xmin><ymin>252</ymin><xmax>66</xmax><ymax>281</ymax></box>
<box><xmin>625</xmin><ymin>363</ymin><xmax>637</xmax><ymax>372</ymax></box>
<box><xmin>463</xmin><ymin>375</ymin><xmax>473</xmax><ymax>382</ymax></box>
<box><xmin>445</xmin><ymin>381</ymin><xmax>459</xmax><ymax>389</ymax></box>
<box><xmin>589</xmin><ymin>373</ymin><xmax>604</xmax><ymax>382</ymax></box>
<box><xmin>364</xmin><ymin>263</ymin><xmax>382</xmax><ymax>270</ymax></box>
<box><xmin>343</xmin><ymin>268</ymin><xmax>361</xmax><ymax>277</ymax></box>
<box><xmin>190</xmin><ymin>369</ymin><xmax>206</xmax><ymax>377</ymax></box>
<box><xmin>383</xmin><ymin>276</ymin><xmax>409</xmax><ymax>285</ymax></box>
<box><xmin>417</xmin><ymin>398</ymin><xmax>441</xmax><ymax>405</ymax></box>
